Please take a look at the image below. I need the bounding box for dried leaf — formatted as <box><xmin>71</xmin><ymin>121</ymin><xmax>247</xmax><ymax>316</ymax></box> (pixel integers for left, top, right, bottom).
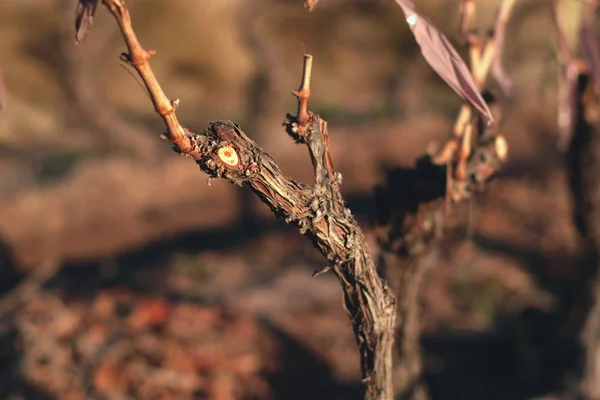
<box><xmin>75</xmin><ymin>0</ymin><xmax>100</xmax><ymax>44</ymax></box>
<box><xmin>127</xmin><ymin>297</ymin><xmax>170</xmax><ymax>329</ymax></box>
<box><xmin>393</xmin><ymin>0</ymin><xmax>493</xmax><ymax>123</ymax></box>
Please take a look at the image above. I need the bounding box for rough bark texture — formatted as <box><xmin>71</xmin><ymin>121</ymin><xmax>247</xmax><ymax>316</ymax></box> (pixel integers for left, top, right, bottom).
<box><xmin>195</xmin><ymin>119</ymin><xmax>397</xmax><ymax>399</ymax></box>
<box><xmin>77</xmin><ymin>1</ymin><xmax>398</xmax><ymax>398</ymax></box>
<box><xmin>375</xmin><ymin>94</ymin><xmax>507</xmax><ymax>399</ymax></box>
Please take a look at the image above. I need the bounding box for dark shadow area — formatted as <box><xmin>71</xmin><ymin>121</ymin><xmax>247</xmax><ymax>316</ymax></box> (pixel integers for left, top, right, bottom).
<box><xmin>373</xmin><ymin>138</ymin><xmax>575</xmax><ymax>399</ymax></box>
<box><xmin>470</xmin><ymin>235</ymin><xmax>573</xmax><ymax>293</ymax></box>
<box><xmin>54</xmin><ymin>189</ymin><xmax>377</xmax><ymax>279</ymax></box>
<box><xmin>17</xmin><ymin>384</ymin><xmax>56</xmax><ymax>400</ymax></box>
<box><xmin>375</xmin><ymin>157</ymin><xmax>447</xmax><ymax>237</ymax></box>
<box><xmin>374</xmin><ymin>158</ymin><xmax>448</xmax><ymax>400</ymax></box>
<box><xmin>421</xmin><ymin>304</ymin><xmax>578</xmax><ymax>400</ymax></box>
<box><xmin>0</xmin><ymin>320</ymin><xmax>56</xmax><ymax>400</ymax></box>
<box><xmin>0</xmin><ymin>236</ymin><xmax>22</xmax><ymax>294</ymax></box>
<box><xmin>260</xmin><ymin>319</ymin><xmax>361</xmax><ymax>400</ymax></box>
<box><xmin>422</xmin><ymin>331</ymin><xmax>538</xmax><ymax>400</ymax></box>
<box><xmin>420</xmin><ymin>232</ymin><xmax>582</xmax><ymax>400</ymax></box>
<box><xmin>0</xmin><ymin>237</ymin><xmax>57</xmax><ymax>399</ymax></box>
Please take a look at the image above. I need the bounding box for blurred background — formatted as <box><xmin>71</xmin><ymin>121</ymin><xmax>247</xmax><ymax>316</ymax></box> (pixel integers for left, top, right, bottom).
<box><xmin>0</xmin><ymin>0</ymin><xmax>588</xmax><ymax>399</ymax></box>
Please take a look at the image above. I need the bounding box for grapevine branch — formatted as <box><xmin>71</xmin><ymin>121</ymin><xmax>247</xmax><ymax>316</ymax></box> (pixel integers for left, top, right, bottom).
<box><xmin>80</xmin><ymin>0</ymin><xmax>397</xmax><ymax>398</ymax></box>
<box><xmin>375</xmin><ymin>1</ymin><xmax>512</xmax><ymax>396</ymax></box>
<box><xmin>433</xmin><ymin>0</ymin><xmax>514</xmax><ymax>188</ymax></box>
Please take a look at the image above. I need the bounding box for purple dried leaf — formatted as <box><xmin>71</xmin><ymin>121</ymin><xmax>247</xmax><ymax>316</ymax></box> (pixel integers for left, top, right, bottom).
<box><xmin>393</xmin><ymin>0</ymin><xmax>493</xmax><ymax>123</ymax></box>
<box><xmin>491</xmin><ymin>0</ymin><xmax>516</xmax><ymax>96</ymax></box>
<box><xmin>75</xmin><ymin>0</ymin><xmax>100</xmax><ymax>44</ymax></box>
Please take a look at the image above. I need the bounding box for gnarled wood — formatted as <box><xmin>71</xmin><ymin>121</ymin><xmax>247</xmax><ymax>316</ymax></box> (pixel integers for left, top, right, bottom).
<box><xmin>77</xmin><ymin>1</ymin><xmax>397</xmax><ymax>397</ymax></box>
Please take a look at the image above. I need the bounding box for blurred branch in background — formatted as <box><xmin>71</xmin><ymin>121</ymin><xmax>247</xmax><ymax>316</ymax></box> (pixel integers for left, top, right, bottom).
<box><xmin>556</xmin><ymin>1</ymin><xmax>600</xmax><ymax>398</ymax></box>
<box><xmin>375</xmin><ymin>1</ymin><xmax>513</xmax><ymax>398</ymax></box>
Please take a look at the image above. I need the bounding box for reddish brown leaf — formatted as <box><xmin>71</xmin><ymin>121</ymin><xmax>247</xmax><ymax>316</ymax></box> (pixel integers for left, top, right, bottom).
<box><xmin>393</xmin><ymin>0</ymin><xmax>493</xmax><ymax>123</ymax></box>
<box><xmin>75</xmin><ymin>0</ymin><xmax>100</xmax><ymax>44</ymax></box>
<box><xmin>94</xmin><ymin>358</ymin><xmax>128</xmax><ymax>394</ymax></box>
<box><xmin>127</xmin><ymin>297</ymin><xmax>171</xmax><ymax>329</ymax></box>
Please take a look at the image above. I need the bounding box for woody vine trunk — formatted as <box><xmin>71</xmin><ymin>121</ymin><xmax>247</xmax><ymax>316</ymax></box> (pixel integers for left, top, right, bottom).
<box><xmin>75</xmin><ymin>0</ymin><xmax>397</xmax><ymax>398</ymax></box>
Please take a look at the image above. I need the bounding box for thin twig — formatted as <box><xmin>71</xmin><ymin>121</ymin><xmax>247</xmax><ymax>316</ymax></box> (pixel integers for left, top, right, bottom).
<box><xmin>292</xmin><ymin>54</ymin><xmax>313</xmax><ymax>128</ymax></box>
<box><xmin>459</xmin><ymin>0</ymin><xmax>476</xmax><ymax>44</ymax></box>
<box><xmin>551</xmin><ymin>0</ymin><xmax>574</xmax><ymax>65</ymax></box>
<box><xmin>491</xmin><ymin>0</ymin><xmax>517</xmax><ymax>94</ymax></box>
<box><xmin>85</xmin><ymin>1</ymin><xmax>396</xmax><ymax>398</ymax></box>
<box><xmin>101</xmin><ymin>0</ymin><xmax>191</xmax><ymax>153</ymax></box>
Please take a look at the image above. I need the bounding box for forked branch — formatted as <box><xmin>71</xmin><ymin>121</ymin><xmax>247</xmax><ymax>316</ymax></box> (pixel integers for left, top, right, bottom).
<box><xmin>432</xmin><ymin>0</ymin><xmax>514</xmax><ymax>189</ymax></box>
<box><xmin>375</xmin><ymin>2</ymin><xmax>511</xmax><ymax>397</ymax></box>
<box><xmin>77</xmin><ymin>0</ymin><xmax>396</xmax><ymax>398</ymax></box>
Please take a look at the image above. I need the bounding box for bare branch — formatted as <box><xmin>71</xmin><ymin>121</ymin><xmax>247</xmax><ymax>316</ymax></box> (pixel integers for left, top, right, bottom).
<box><xmin>376</xmin><ymin>3</ymin><xmax>510</xmax><ymax>398</ymax></box>
<box><xmin>292</xmin><ymin>54</ymin><xmax>313</xmax><ymax>129</ymax></box>
<box><xmin>458</xmin><ymin>0</ymin><xmax>476</xmax><ymax>44</ymax></box>
<box><xmin>375</xmin><ymin>93</ymin><xmax>506</xmax><ymax>398</ymax></box>
<box><xmin>100</xmin><ymin>0</ymin><xmax>192</xmax><ymax>154</ymax></box>
<box><xmin>491</xmin><ymin>0</ymin><xmax>517</xmax><ymax>95</ymax></box>
<box><xmin>83</xmin><ymin>1</ymin><xmax>397</xmax><ymax>398</ymax></box>
<box><xmin>283</xmin><ymin>55</ymin><xmax>396</xmax><ymax>398</ymax></box>
<box><xmin>432</xmin><ymin>0</ymin><xmax>512</xmax><ymax>174</ymax></box>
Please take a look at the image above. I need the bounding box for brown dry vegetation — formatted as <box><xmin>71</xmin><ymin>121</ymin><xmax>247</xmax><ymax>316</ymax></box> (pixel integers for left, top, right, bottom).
<box><xmin>0</xmin><ymin>0</ymin><xmax>591</xmax><ymax>399</ymax></box>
